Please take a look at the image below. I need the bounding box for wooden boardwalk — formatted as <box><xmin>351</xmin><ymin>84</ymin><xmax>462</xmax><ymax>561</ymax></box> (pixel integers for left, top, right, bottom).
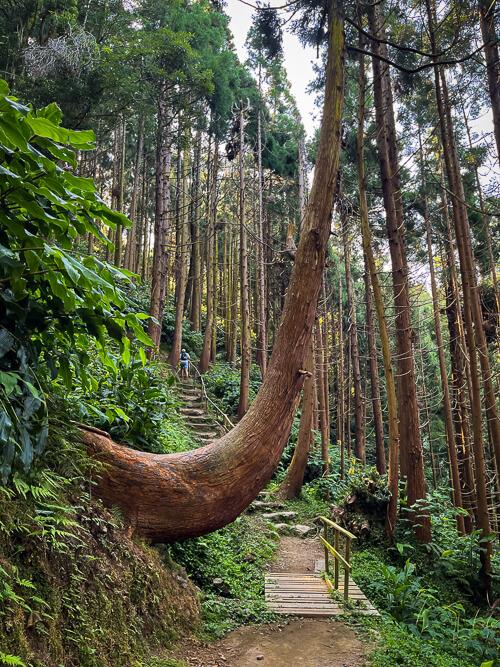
<box><xmin>265</xmin><ymin>571</ymin><xmax>379</xmax><ymax>617</ymax></box>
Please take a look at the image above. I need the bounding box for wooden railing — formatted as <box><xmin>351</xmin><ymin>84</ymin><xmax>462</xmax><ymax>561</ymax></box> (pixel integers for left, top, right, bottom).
<box><xmin>318</xmin><ymin>516</ymin><xmax>356</xmax><ymax>600</ymax></box>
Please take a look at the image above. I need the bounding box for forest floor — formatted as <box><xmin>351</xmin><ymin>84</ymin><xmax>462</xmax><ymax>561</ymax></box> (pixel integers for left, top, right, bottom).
<box><xmin>167</xmin><ymin>535</ymin><xmax>370</xmax><ymax>666</ymax></box>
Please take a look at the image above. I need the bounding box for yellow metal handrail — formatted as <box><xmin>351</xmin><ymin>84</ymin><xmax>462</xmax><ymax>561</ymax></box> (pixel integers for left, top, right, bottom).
<box><xmin>318</xmin><ymin>515</ymin><xmax>356</xmax><ymax>601</ymax></box>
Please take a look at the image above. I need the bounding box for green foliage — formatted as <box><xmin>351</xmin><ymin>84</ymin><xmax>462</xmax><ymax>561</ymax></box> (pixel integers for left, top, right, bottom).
<box><xmin>167</xmin><ymin>515</ymin><xmax>278</xmax><ymax>638</ymax></box>
<box><xmin>203</xmin><ymin>362</ymin><xmax>261</xmax><ymax>417</ymax></box>
<box><xmin>0</xmin><ymin>80</ymin><xmax>151</xmax><ymax>480</ymax></box>
<box><xmin>0</xmin><ymin>417</ymin><xmax>199</xmax><ymax>666</ymax></box>
<box><xmin>352</xmin><ymin>549</ymin><xmax>499</xmax><ymax>666</ymax></box>
<box><xmin>161</xmin><ymin>306</ymin><xmax>204</xmax><ymax>358</ymax></box>
<box><xmin>0</xmin><ymin>655</ymin><xmax>26</xmax><ymax>667</ymax></box>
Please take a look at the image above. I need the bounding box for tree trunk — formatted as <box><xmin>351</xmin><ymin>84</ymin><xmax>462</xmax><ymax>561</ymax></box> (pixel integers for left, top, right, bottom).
<box><xmin>114</xmin><ymin>115</ymin><xmax>126</xmax><ymax>267</ymax></box>
<box><xmin>81</xmin><ymin>5</ymin><xmax>345</xmax><ymax>542</ymax></box>
<box><xmin>169</xmin><ymin>127</ymin><xmax>191</xmax><ymax>369</ymax></box>
<box><xmin>315</xmin><ymin>322</ymin><xmax>329</xmax><ymax>474</ymax></box>
<box><xmin>443</xmin><ymin>209</ymin><xmax>476</xmax><ymax>534</ymax></box>
<box><xmin>256</xmin><ymin>74</ymin><xmax>268</xmax><ymax>379</ymax></box>
<box><xmin>343</xmin><ymin>216</ymin><xmax>365</xmax><ymax>463</ymax></box>
<box><xmin>368</xmin><ymin>1</ymin><xmax>429</xmax><ymax>542</ymax></box>
<box><xmin>148</xmin><ymin>87</ymin><xmax>172</xmax><ymax>350</ymax></box>
<box><xmin>419</xmin><ymin>137</ymin><xmax>465</xmax><ymax>533</ymax></box>
<box><xmin>189</xmin><ymin>130</ymin><xmax>202</xmax><ymax>331</ymax></box>
<box><xmin>336</xmin><ymin>274</ymin><xmax>345</xmax><ymax>479</ymax></box>
<box><xmin>364</xmin><ymin>267</ymin><xmax>386</xmax><ymax>474</ymax></box>
<box><xmin>124</xmin><ymin>116</ymin><xmax>144</xmax><ymax>272</ymax></box>
<box><xmin>200</xmin><ymin>140</ymin><xmax>219</xmax><ymax>373</ymax></box>
<box><xmin>478</xmin><ymin>0</ymin><xmax>500</xmax><ymax>164</ymax></box>
<box><xmin>356</xmin><ymin>41</ymin><xmax>398</xmax><ymax>537</ymax></box>
<box><xmin>425</xmin><ymin>0</ymin><xmax>494</xmax><ymax>593</ymax></box>
<box><xmin>278</xmin><ymin>346</ymin><xmax>314</xmax><ymax>499</ymax></box>
<box><xmin>238</xmin><ymin>106</ymin><xmax>251</xmax><ymax>419</ymax></box>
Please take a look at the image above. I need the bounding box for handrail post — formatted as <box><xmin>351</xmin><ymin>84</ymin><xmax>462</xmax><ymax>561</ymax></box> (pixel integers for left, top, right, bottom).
<box><xmin>323</xmin><ymin>521</ymin><xmax>329</xmax><ymax>575</ymax></box>
<box><xmin>334</xmin><ymin>529</ymin><xmax>339</xmax><ymax>590</ymax></box>
<box><xmin>344</xmin><ymin>537</ymin><xmax>350</xmax><ymax>601</ymax></box>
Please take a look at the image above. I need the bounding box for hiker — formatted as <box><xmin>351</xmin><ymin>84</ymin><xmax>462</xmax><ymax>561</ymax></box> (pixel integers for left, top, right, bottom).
<box><xmin>180</xmin><ymin>348</ymin><xmax>190</xmax><ymax>380</ymax></box>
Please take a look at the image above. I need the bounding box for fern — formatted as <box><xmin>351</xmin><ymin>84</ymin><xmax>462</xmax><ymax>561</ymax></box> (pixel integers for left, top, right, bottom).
<box><xmin>0</xmin><ymin>655</ymin><xmax>26</xmax><ymax>666</ymax></box>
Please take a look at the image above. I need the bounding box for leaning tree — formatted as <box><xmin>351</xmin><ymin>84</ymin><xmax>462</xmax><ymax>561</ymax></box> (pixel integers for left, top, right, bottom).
<box><xmin>81</xmin><ymin>0</ymin><xmax>345</xmax><ymax>542</ymax></box>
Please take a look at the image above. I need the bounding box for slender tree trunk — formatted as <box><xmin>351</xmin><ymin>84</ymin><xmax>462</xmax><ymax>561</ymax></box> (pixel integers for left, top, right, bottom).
<box><xmin>420</xmin><ymin>138</ymin><xmax>465</xmax><ymax>533</ymax></box>
<box><xmin>238</xmin><ymin>106</ymin><xmax>251</xmax><ymax>419</ymax></box>
<box><xmin>114</xmin><ymin>114</ymin><xmax>126</xmax><ymax>267</ymax></box>
<box><xmin>357</xmin><ymin>41</ymin><xmax>398</xmax><ymax>538</ymax></box>
<box><xmin>364</xmin><ymin>266</ymin><xmax>386</xmax><ymax>474</ymax></box>
<box><xmin>443</xmin><ymin>214</ymin><xmax>476</xmax><ymax>534</ymax></box>
<box><xmin>82</xmin><ymin>4</ymin><xmax>345</xmax><ymax>542</ymax></box>
<box><xmin>315</xmin><ymin>322</ymin><xmax>329</xmax><ymax>474</ymax></box>
<box><xmin>478</xmin><ymin>0</ymin><xmax>500</xmax><ymax>163</ymax></box>
<box><xmin>343</xmin><ymin>219</ymin><xmax>365</xmax><ymax>463</ymax></box>
<box><xmin>189</xmin><ymin>130</ymin><xmax>202</xmax><ymax>331</ymax></box>
<box><xmin>169</xmin><ymin>127</ymin><xmax>191</xmax><ymax>369</ymax></box>
<box><xmin>148</xmin><ymin>87</ymin><xmax>172</xmax><ymax>350</ymax></box>
<box><xmin>425</xmin><ymin>0</ymin><xmax>494</xmax><ymax>593</ymax></box>
<box><xmin>368</xmin><ymin>1</ymin><xmax>429</xmax><ymax>542</ymax></box>
<box><xmin>321</xmin><ymin>287</ymin><xmax>331</xmax><ymax>447</ymax></box>
<box><xmin>124</xmin><ymin>117</ymin><xmax>144</xmax><ymax>272</ymax></box>
<box><xmin>279</xmin><ymin>346</ymin><xmax>314</xmax><ymax>499</ymax></box>
<box><xmin>256</xmin><ymin>67</ymin><xmax>268</xmax><ymax>379</ymax></box>
<box><xmin>337</xmin><ymin>275</ymin><xmax>345</xmax><ymax>479</ymax></box>
<box><xmin>200</xmin><ymin>140</ymin><xmax>219</xmax><ymax>373</ymax></box>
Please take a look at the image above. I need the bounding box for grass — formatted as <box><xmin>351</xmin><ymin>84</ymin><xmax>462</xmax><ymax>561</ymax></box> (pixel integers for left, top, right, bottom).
<box><xmin>168</xmin><ymin>514</ymin><xmax>280</xmax><ymax>639</ymax></box>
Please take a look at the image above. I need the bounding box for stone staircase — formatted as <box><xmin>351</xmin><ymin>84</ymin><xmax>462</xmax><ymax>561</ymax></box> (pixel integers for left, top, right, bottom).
<box><xmin>178</xmin><ymin>380</ymin><xmax>222</xmax><ymax>446</ymax></box>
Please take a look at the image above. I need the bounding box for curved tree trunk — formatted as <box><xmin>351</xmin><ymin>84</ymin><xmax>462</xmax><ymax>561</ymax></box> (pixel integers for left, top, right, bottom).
<box><xmin>81</xmin><ymin>5</ymin><xmax>345</xmax><ymax>543</ymax></box>
<box><xmin>278</xmin><ymin>345</ymin><xmax>314</xmax><ymax>500</ymax></box>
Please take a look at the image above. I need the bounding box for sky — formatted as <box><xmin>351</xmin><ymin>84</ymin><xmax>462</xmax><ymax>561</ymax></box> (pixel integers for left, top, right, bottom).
<box><xmin>225</xmin><ymin>0</ymin><xmax>319</xmax><ymax>139</ymax></box>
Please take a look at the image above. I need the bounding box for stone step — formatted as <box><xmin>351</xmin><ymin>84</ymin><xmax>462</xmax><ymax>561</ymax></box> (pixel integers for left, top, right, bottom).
<box><xmin>262</xmin><ymin>511</ymin><xmax>297</xmax><ymax>523</ymax></box>
<box><xmin>186</xmin><ymin>421</ymin><xmax>217</xmax><ymax>432</ymax></box>
<box><xmin>181</xmin><ymin>392</ymin><xmax>202</xmax><ymax>401</ymax></box>
<box><xmin>193</xmin><ymin>430</ymin><xmax>219</xmax><ymax>440</ymax></box>
<box><xmin>273</xmin><ymin>523</ymin><xmax>317</xmax><ymax>538</ymax></box>
<box><xmin>184</xmin><ymin>412</ymin><xmax>212</xmax><ymax>422</ymax></box>
<box><xmin>181</xmin><ymin>386</ymin><xmax>200</xmax><ymax>394</ymax></box>
<box><xmin>180</xmin><ymin>407</ymin><xmax>205</xmax><ymax>417</ymax></box>
<box><xmin>183</xmin><ymin>400</ymin><xmax>205</xmax><ymax>409</ymax></box>
<box><xmin>248</xmin><ymin>500</ymin><xmax>286</xmax><ymax>513</ymax></box>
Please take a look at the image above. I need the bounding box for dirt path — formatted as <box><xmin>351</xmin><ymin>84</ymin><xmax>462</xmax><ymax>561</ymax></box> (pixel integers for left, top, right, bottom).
<box><xmin>169</xmin><ymin>536</ymin><xmax>370</xmax><ymax>666</ymax></box>
<box><xmin>174</xmin><ymin>618</ymin><xmax>367</xmax><ymax>666</ymax></box>
<box><xmin>268</xmin><ymin>535</ymin><xmax>324</xmax><ymax>573</ymax></box>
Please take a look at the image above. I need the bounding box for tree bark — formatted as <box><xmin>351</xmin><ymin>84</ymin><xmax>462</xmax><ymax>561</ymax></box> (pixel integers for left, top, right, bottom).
<box><xmin>368</xmin><ymin>1</ymin><xmax>429</xmax><ymax>542</ymax></box>
<box><xmin>278</xmin><ymin>346</ymin><xmax>314</xmax><ymax>499</ymax></box>
<box><xmin>419</xmin><ymin>137</ymin><xmax>465</xmax><ymax>533</ymax></box>
<box><xmin>148</xmin><ymin>87</ymin><xmax>172</xmax><ymax>350</ymax></box>
<box><xmin>189</xmin><ymin>130</ymin><xmax>202</xmax><ymax>331</ymax></box>
<box><xmin>478</xmin><ymin>0</ymin><xmax>500</xmax><ymax>164</ymax></box>
<box><xmin>238</xmin><ymin>106</ymin><xmax>251</xmax><ymax>419</ymax></box>
<box><xmin>82</xmin><ymin>5</ymin><xmax>345</xmax><ymax>542</ymax></box>
<box><xmin>124</xmin><ymin>116</ymin><xmax>144</xmax><ymax>272</ymax></box>
<box><xmin>200</xmin><ymin>140</ymin><xmax>219</xmax><ymax>373</ymax></box>
<box><xmin>343</xmin><ymin>216</ymin><xmax>365</xmax><ymax>463</ymax></box>
<box><xmin>256</xmin><ymin>70</ymin><xmax>268</xmax><ymax>379</ymax></box>
<box><xmin>364</xmin><ymin>266</ymin><xmax>386</xmax><ymax>474</ymax></box>
<box><xmin>357</xmin><ymin>41</ymin><xmax>398</xmax><ymax>538</ymax></box>
<box><xmin>425</xmin><ymin>0</ymin><xmax>494</xmax><ymax>593</ymax></box>
<box><xmin>169</xmin><ymin>127</ymin><xmax>191</xmax><ymax>369</ymax></box>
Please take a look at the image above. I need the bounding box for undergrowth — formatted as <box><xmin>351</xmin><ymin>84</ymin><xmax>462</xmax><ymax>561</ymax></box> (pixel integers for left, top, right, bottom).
<box><xmin>68</xmin><ymin>353</ymin><xmax>197</xmax><ymax>454</ymax></box>
<box><xmin>167</xmin><ymin>515</ymin><xmax>279</xmax><ymax>639</ymax></box>
<box><xmin>0</xmin><ymin>415</ymin><xmax>199</xmax><ymax>666</ymax></box>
